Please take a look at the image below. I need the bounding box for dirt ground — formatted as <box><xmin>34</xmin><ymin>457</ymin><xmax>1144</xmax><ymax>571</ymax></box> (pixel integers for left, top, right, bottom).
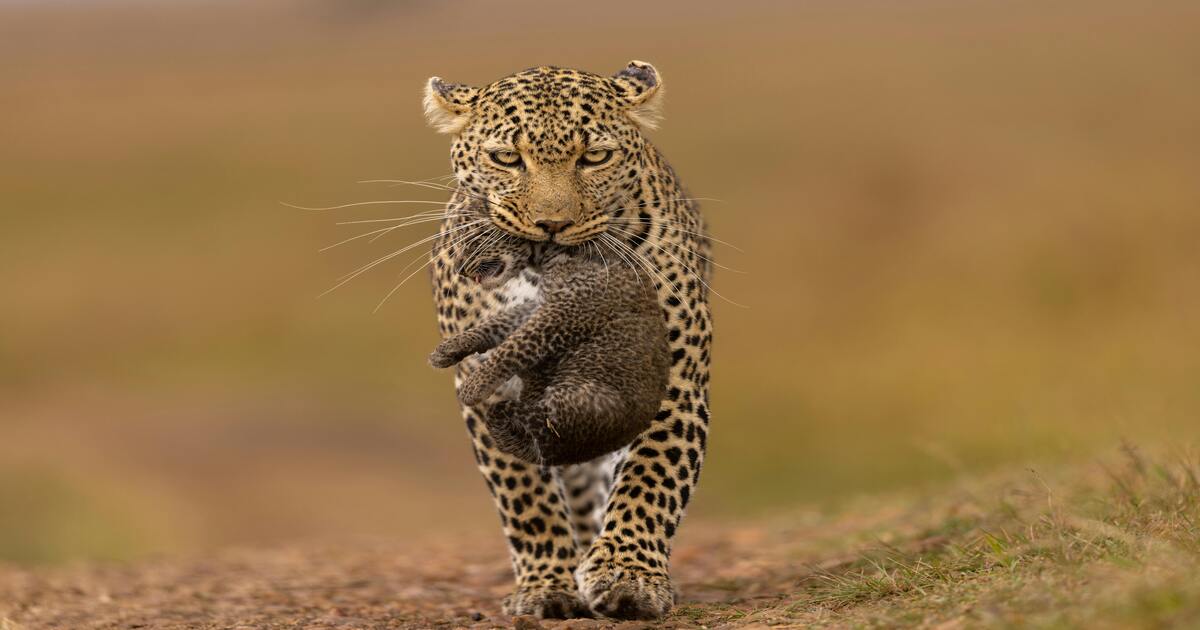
<box><xmin>3</xmin><ymin>454</ymin><xmax>1198</xmax><ymax>629</ymax></box>
<box><xmin>0</xmin><ymin>507</ymin><xmax>874</xmax><ymax>630</ymax></box>
<box><xmin>0</xmin><ymin>522</ymin><xmax>814</xmax><ymax>630</ymax></box>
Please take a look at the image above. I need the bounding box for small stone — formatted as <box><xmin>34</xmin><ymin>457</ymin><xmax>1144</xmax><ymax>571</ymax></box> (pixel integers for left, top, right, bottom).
<box><xmin>469</xmin><ymin>610</ymin><xmax>485</xmax><ymax>621</ymax></box>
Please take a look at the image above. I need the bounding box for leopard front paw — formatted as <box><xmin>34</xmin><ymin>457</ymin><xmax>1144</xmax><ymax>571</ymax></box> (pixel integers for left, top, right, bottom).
<box><xmin>577</xmin><ymin>555</ymin><xmax>674</xmax><ymax>620</ymax></box>
<box><xmin>502</xmin><ymin>584</ymin><xmax>592</xmax><ymax>620</ymax></box>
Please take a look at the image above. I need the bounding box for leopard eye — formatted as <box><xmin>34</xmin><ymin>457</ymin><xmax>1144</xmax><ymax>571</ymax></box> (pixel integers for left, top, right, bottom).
<box><xmin>489</xmin><ymin>150</ymin><xmax>523</xmax><ymax>168</ymax></box>
<box><xmin>578</xmin><ymin>149</ymin><xmax>614</xmax><ymax>167</ymax></box>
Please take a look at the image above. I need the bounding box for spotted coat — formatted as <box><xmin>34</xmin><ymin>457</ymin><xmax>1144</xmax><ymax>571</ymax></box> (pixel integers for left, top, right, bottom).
<box><xmin>425</xmin><ymin>61</ymin><xmax>712</xmax><ymax>620</ymax></box>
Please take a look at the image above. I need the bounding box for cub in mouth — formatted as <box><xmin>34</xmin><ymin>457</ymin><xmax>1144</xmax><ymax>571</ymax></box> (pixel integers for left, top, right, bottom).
<box><xmin>429</xmin><ymin>235</ymin><xmax>670</xmax><ymax>466</ymax></box>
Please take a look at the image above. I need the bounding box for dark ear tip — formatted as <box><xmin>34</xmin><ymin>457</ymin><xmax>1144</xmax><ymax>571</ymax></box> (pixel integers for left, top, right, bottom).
<box><xmin>615</xmin><ymin>60</ymin><xmax>659</xmax><ymax>87</ymax></box>
<box><xmin>428</xmin><ymin>77</ymin><xmax>453</xmax><ymax>97</ymax></box>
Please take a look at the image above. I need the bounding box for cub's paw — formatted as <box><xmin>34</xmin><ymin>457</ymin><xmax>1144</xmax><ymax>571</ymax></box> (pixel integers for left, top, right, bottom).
<box><xmin>502</xmin><ymin>585</ymin><xmax>592</xmax><ymax>619</ymax></box>
<box><xmin>578</xmin><ymin>560</ymin><xmax>674</xmax><ymax>620</ymax></box>
<box><xmin>483</xmin><ymin>401</ymin><xmax>538</xmax><ymax>462</ymax></box>
<box><xmin>428</xmin><ymin>348</ymin><xmax>457</xmax><ymax>369</ymax></box>
<box><xmin>428</xmin><ymin>335</ymin><xmax>476</xmax><ymax>368</ymax></box>
<box><xmin>457</xmin><ymin>369</ymin><xmax>500</xmax><ymax>407</ymax></box>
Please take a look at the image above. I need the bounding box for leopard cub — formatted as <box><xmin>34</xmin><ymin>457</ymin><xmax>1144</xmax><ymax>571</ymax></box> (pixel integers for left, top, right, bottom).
<box><xmin>429</xmin><ymin>236</ymin><xmax>670</xmax><ymax>466</ymax></box>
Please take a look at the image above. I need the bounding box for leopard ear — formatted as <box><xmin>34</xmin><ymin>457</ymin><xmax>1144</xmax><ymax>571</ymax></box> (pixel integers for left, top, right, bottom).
<box><xmin>609</xmin><ymin>60</ymin><xmax>664</xmax><ymax>130</ymax></box>
<box><xmin>423</xmin><ymin>77</ymin><xmax>478</xmax><ymax>134</ymax></box>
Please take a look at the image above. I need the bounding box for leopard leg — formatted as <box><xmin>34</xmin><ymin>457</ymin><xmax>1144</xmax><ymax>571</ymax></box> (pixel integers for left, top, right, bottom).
<box><xmin>576</xmin><ymin>382</ymin><xmax>710</xmax><ymax>620</ymax></box>
<box><xmin>556</xmin><ymin>456</ymin><xmax>617</xmax><ymax>549</ymax></box>
<box><xmin>474</xmin><ymin>371</ymin><xmax>614</xmax><ymax>579</ymax></box>
<box><xmin>461</xmin><ymin>398</ymin><xmax>591</xmax><ymax>619</ymax></box>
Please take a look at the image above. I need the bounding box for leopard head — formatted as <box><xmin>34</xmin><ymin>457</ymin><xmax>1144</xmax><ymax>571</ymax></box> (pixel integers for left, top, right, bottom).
<box><xmin>423</xmin><ymin>61</ymin><xmax>664</xmax><ymax>246</ymax></box>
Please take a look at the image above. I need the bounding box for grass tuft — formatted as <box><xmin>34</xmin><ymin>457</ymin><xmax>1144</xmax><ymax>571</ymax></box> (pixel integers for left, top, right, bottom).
<box><xmin>721</xmin><ymin>446</ymin><xmax>1200</xmax><ymax>627</ymax></box>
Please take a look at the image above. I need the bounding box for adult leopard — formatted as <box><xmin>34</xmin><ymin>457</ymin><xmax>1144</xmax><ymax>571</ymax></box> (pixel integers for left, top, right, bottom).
<box><xmin>424</xmin><ymin>61</ymin><xmax>712</xmax><ymax>620</ymax></box>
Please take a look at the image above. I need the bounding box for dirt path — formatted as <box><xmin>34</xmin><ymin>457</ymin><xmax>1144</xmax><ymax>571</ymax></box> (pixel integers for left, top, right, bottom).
<box><xmin>3</xmin><ymin>455</ymin><xmax>1198</xmax><ymax>629</ymax></box>
<box><xmin>0</xmin><ymin>521</ymin><xmax>819</xmax><ymax>630</ymax></box>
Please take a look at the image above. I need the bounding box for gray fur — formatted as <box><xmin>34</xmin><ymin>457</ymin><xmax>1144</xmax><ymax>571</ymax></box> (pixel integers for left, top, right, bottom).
<box><xmin>430</xmin><ymin>239</ymin><xmax>670</xmax><ymax>467</ymax></box>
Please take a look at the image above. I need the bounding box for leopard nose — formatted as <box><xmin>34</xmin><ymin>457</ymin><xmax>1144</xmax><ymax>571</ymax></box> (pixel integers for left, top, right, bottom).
<box><xmin>536</xmin><ymin>219</ymin><xmax>574</xmax><ymax>234</ymax></box>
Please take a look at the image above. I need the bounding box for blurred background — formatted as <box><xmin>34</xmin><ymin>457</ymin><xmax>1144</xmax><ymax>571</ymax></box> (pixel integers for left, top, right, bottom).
<box><xmin>2</xmin><ymin>0</ymin><xmax>1198</xmax><ymax>565</ymax></box>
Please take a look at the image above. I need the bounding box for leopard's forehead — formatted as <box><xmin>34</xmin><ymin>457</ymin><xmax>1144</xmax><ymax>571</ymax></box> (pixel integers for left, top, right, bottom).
<box><xmin>480</xmin><ymin>66</ymin><xmax>614</xmax><ymax>102</ymax></box>
<box><xmin>469</xmin><ymin>66</ymin><xmax>627</xmax><ymax>157</ymax></box>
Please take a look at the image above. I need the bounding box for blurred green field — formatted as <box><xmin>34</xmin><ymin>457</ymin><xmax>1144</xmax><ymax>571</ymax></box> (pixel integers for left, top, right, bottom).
<box><xmin>1</xmin><ymin>0</ymin><xmax>1198</xmax><ymax>565</ymax></box>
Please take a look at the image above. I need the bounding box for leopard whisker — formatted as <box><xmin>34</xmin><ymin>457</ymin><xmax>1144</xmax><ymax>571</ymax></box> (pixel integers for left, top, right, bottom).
<box><xmin>458</xmin><ymin>225</ymin><xmax>507</xmax><ymax>275</ymax></box>
<box><xmin>604</xmin><ymin>225</ymin><xmax>746</xmax><ymax>274</ymax></box>
<box><xmin>367</xmin><ymin>215</ymin><xmax>488</xmax><ymax>246</ymax></box>
<box><xmin>596</xmin><ymin>233</ymin><xmax>647</xmax><ymax>293</ymax></box>
<box><xmin>373</xmin><ymin>222</ymin><xmax>487</xmax><ymax>313</ymax></box>
<box><xmin>605</xmin><ymin>217</ymin><xmax>743</xmax><ymax>253</ymax></box>
<box><xmin>615</xmin><ymin>196</ymin><xmax>723</xmax><ymax>208</ymax></box>
<box><xmin>602</xmin><ymin>233</ymin><xmax>676</xmax><ymax>303</ymax></box>
<box><xmin>606</xmin><ymin>226</ymin><xmax>748</xmax><ymax>308</ymax></box>
<box><xmin>600</xmin><ymin>232</ymin><xmax>687</xmax><ymax>308</ymax></box>
<box><xmin>373</xmin><ymin>254</ymin><xmax>440</xmax><ymax>313</ymax></box>
<box><xmin>362</xmin><ymin>213</ymin><xmax>475</xmax><ymax>243</ymax></box>
<box><xmin>588</xmin><ymin>240</ymin><xmax>612</xmax><ymax>291</ymax></box>
<box><xmin>607</xmin><ymin>234</ymin><xmax>688</xmax><ymax>307</ymax></box>
<box><xmin>322</xmin><ymin>224</ymin><xmax>408</xmax><ymax>252</ymax></box>
<box><xmin>358</xmin><ymin>178</ymin><xmax>459</xmax><ymax>191</ymax></box>
<box><xmin>334</xmin><ymin>211</ymin><xmax>456</xmax><ymax>225</ymax></box>
<box><xmin>454</xmin><ymin>232</ymin><xmax>498</xmax><ymax>277</ymax></box>
<box><xmin>358</xmin><ymin>179</ymin><xmax>492</xmax><ymax>205</ymax></box>
<box><xmin>366</xmin><ymin>215</ymin><xmax>468</xmax><ymax>244</ymax></box>
<box><xmin>284</xmin><ymin>199</ymin><xmax>458</xmax><ymax>212</ymax></box>
<box><xmin>321</xmin><ymin>221</ymin><xmax>481</xmax><ymax>297</ymax></box>
<box><xmin>440</xmin><ymin>221</ymin><xmax>496</xmax><ymax>273</ymax></box>
<box><xmin>322</xmin><ymin>215</ymin><xmax>463</xmax><ymax>251</ymax></box>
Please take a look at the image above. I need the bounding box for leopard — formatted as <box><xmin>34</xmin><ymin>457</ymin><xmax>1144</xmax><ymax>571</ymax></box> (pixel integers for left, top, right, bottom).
<box><xmin>424</xmin><ymin>61</ymin><xmax>713</xmax><ymax>620</ymax></box>
<box><xmin>427</xmin><ymin>234</ymin><xmax>670</xmax><ymax>467</ymax></box>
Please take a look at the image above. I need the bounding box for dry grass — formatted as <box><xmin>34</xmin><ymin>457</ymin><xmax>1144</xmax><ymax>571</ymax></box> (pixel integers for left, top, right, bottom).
<box><xmin>677</xmin><ymin>445</ymin><xmax>1200</xmax><ymax>628</ymax></box>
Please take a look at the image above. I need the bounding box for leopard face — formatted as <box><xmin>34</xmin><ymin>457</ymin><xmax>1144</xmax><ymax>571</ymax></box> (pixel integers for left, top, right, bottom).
<box><xmin>423</xmin><ymin>62</ymin><xmax>665</xmax><ymax>247</ymax></box>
